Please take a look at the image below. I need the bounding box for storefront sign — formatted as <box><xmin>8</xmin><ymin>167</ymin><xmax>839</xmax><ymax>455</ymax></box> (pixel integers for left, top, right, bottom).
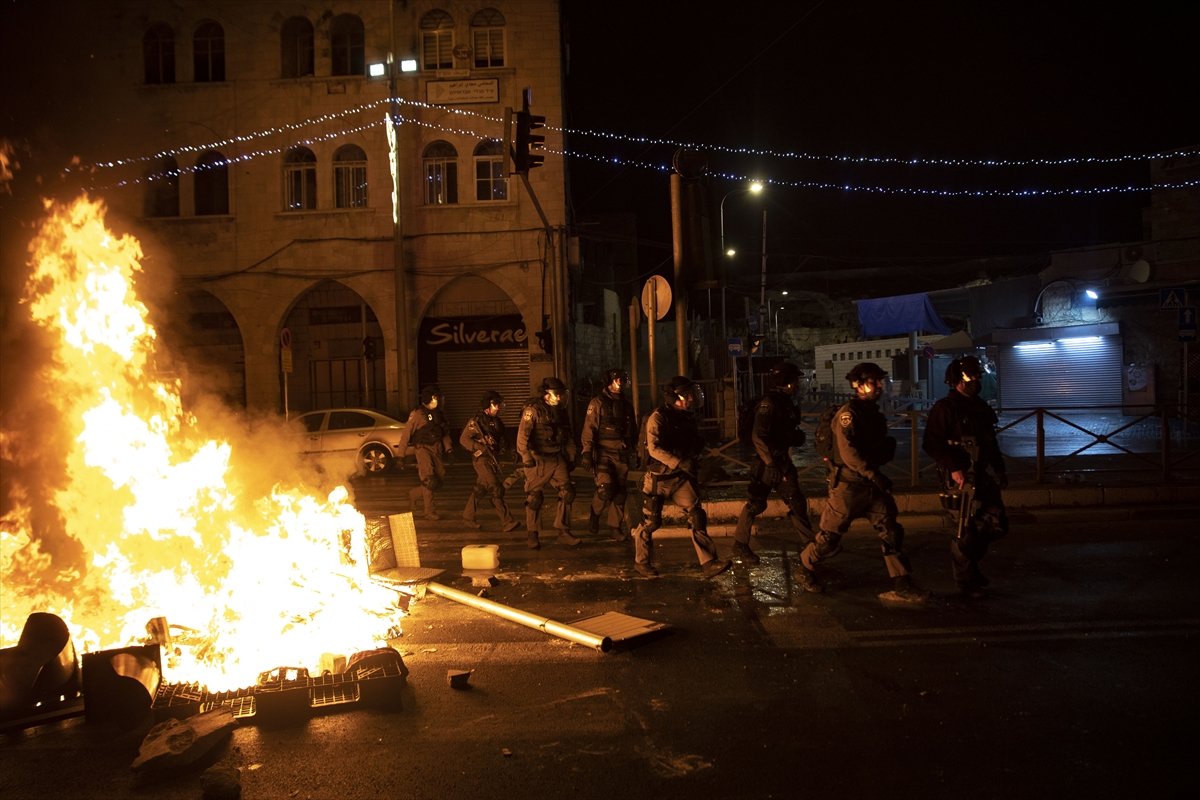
<box><xmin>419</xmin><ymin>315</ymin><xmax>528</xmax><ymax>350</ymax></box>
<box><xmin>426</xmin><ymin>78</ymin><xmax>499</xmax><ymax>105</ymax></box>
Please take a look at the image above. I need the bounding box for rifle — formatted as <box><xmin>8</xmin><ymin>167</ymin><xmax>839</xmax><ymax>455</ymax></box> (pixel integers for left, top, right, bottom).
<box><xmin>947</xmin><ymin>436</ymin><xmax>979</xmax><ymax>540</ymax></box>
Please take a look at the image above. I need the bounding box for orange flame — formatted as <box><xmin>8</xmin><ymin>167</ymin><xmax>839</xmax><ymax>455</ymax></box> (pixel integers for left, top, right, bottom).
<box><xmin>1</xmin><ymin>196</ymin><xmax>401</xmax><ymax>691</ymax></box>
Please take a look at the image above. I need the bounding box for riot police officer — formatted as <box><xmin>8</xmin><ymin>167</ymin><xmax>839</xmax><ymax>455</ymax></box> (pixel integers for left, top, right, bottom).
<box><xmin>798</xmin><ymin>362</ymin><xmax>927</xmax><ymax>604</ymax></box>
<box><xmin>460</xmin><ymin>390</ymin><xmax>521</xmax><ymax>533</ymax></box>
<box><xmin>732</xmin><ymin>361</ymin><xmax>814</xmax><ymax>564</ymax></box>
<box><xmin>580</xmin><ymin>368</ymin><xmax>638</xmax><ymax>542</ymax></box>
<box><xmin>631</xmin><ymin>376</ymin><xmax>730</xmax><ymax>579</ymax></box>
<box><xmin>923</xmin><ymin>355</ymin><xmax>1009</xmax><ymax>598</ymax></box>
<box><xmin>397</xmin><ymin>385</ymin><xmax>453</xmax><ymax>520</ymax></box>
<box><xmin>516</xmin><ymin>377</ymin><xmax>579</xmax><ymax>549</ymax></box>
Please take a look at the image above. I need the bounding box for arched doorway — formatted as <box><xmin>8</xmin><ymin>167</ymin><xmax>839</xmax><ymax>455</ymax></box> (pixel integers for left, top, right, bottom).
<box><xmin>168</xmin><ymin>290</ymin><xmax>246</xmax><ymax>409</ymax></box>
<box><xmin>417</xmin><ymin>276</ymin><xmax>530</xmax><ymax>433</ymax></box>
<box><xmin>282</xmin><ymin>280</ymin><xmax>386</xmax><ymax>413</ymax></box>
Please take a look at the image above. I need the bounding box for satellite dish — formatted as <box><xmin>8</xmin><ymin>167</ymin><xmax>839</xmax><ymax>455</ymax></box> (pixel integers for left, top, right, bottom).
<box><xmin>1124</xmin><ymin>259</ymin><xmax>1151</xmax><ymax>284</ymax></box>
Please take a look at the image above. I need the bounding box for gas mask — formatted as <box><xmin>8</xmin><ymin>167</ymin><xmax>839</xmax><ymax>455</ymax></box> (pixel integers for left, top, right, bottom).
<box><xmin>545</xmin><ymin>389</ymin><xmax>562</xmax><ymax>407</ymax></box>
<box><xmin>958</xmin><ymin>373</ymin><xmax>981</xmax><ymax>398</ymax></box>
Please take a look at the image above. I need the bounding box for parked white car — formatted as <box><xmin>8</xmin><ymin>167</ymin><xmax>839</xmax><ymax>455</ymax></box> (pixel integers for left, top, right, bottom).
<box><xmin>293</xmin><ymin>408</ymin><xmax>407</xmax><ymax>476</ymax></box>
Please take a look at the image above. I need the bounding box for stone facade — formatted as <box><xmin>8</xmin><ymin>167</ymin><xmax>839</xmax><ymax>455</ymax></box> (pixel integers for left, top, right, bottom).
<box><xmin>35</xmin><ymin>0</ymin><xmax>566</xmax><ymax>423</ymax></box>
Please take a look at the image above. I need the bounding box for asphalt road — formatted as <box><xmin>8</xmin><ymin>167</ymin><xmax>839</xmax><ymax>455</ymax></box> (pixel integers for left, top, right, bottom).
<box><xmin>3</xmin><ymin>467</ymin><xmax>1198</xmax><ymax>800</ymax></box>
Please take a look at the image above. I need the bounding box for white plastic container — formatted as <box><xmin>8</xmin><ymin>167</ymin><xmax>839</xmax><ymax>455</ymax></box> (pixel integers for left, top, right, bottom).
<box><xmin>461</xmin><ymin>544</ymin><xmax>500</xmax><ymax>571</ymax></box>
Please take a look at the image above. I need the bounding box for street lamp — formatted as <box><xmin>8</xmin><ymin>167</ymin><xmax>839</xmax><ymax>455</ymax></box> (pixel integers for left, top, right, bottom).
<box><xmin>717</xmin><ymin>180</ymin><xmax>763</xmax><ymax>338</ymax></box>
<box><xmin>719</xmin><ymin>180</ymin><xmax>763</xmax><ymax>258</ymax></box>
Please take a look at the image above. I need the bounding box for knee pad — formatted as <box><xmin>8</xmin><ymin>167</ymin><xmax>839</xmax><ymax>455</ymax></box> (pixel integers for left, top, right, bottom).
<box><xmin>687</xmin><ymin>506</ymin><xmax>708</xmax><ymax>531</ymax></box>
<box><xmin>422</xmin><ymin>475</ymin><xmax>442</xmax><ymax>491</ymax></box>
<box><xmin>978</xmin><ymin>507</ymin><xmax>1008</xmax><ymax>541</ymax></box>
<box><xmin>641</xmin><ymin>497</ymin><xmax>664</xmax><ymax>531</ymax></box>
<box><xmin>745</xmin><ymin>496</ymin><xmax>768</xmax><ymax>517</ymax></box>
<box><xmin>815</xmin><ymin>529</ymin><xmax>843</xmax><ymax>558</ymax></box>
<box><xmin>877</xmin><ymin>522</ymin><xmax>905</xmax><ymax>555</ymax></box>
<box><xmin>526</xmin><ymin>492</ymin><xmax>544</xmax><ymax>512</ymax></box>
<box><xmin>596</xmin><ymin>481</ymin><xmax>618</xmax><ymax>503</ymax></box>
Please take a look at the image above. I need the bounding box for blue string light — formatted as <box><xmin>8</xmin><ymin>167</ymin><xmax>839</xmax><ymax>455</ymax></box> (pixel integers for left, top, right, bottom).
<box><xmin>79</xmin><ymin>96</ymin><xmax>1198</xmax><ymax>198</ymax></box>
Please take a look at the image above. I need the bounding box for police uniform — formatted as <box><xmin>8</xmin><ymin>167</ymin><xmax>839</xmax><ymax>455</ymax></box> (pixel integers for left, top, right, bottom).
<box><xmin>515</xmin><ymin>382</ymin><xmax>577</xmax><ymax>548</ymax></box>
<box><xmin>397</xmin><ymin>386</ymin><xmax>452</xmax><ymax>520</ymax></box>
<box><xmin>580</xmin><ymin>380</ymin><xmax>637</xmax><ymax>540</ymax></box>
<box><xmin>798</xmin><ymin>363</ymin><xmax>924</xmax><ymax>602</ymax></box>
<box><xmin>733</xmin><ymin>387</ymin><xmax>813</xmax><ymax>553</ymax></box>
<box><xmin>922</xmin><ymin>363</ymin><xmax>1009</xmax><ymax>594</ymax></box>
<box><xmin>632</xmin><ymin>378</ymin><xmax>727</xmax><ymax>578</ymax></box>
<box><xmin>460</xmin><ymin>394</ymin><xmax>520</xmax><ymax>532</ymax></box>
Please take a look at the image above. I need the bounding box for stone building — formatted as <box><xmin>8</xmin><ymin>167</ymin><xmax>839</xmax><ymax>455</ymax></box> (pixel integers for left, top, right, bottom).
<box><xmin>6</xmin><ymin>0</ymin><xmax>568</xmax><ymax>433</ymax></box>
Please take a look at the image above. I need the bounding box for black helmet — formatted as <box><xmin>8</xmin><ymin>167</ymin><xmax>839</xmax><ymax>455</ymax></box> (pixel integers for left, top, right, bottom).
<box><xmin>481</xmin><ymin>390</ymin><xmax>504</xmax><ymax>408</ymax></box>
<box><xmin>846</xmin><ymin>362</ymin><xmax>887</xmax><ymax>386</ymax></box>
<box><xmin>605</xmin><ymin>367</ymin><xmax>630</xmax><ymax>386</ymax></box>
<box><xmin>662</xmin><ymin>375</ymin><xmax>704</xmax><ymax>410</ymax></box>
<box><xmin>541</xmin><ymin>376</ymin><xmax>567</xmax><ymax>393</ymax></box>
<box><xmin>769</xmin><ymin>361</ymin><xmax>802</xmax><ymax>388</ymax></box>
<box><xmin>944</xmin><ymin>356</ymin><xmax>983</xmax><ymax>386</ymax></box>
<box><xmin>419</xmin><ymin>384</ymin><xmax>441</xmax><ymax>404</ymax></box>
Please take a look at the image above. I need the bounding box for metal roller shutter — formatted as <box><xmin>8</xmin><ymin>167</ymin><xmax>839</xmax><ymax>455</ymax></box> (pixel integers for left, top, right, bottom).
<box><xmin>436</xmin><ymin>350</ymin><xmax>531</xmax><ymax>433</ymax></box>
<box><xmin>996</xmin><ymin>335</ymin><xmax>1122</xmax><ymax>409</ymax></box>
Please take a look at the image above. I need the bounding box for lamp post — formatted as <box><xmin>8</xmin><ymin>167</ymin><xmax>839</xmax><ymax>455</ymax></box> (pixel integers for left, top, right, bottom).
<box><xmin>717</xmin><ymin>180</ymin><xmax>763</xmax><ymax>343</ymax></box>
<box><xmin>718</xmin><ymin>180</ymin><xmax>763</xmax><ymax>261</ymax></box>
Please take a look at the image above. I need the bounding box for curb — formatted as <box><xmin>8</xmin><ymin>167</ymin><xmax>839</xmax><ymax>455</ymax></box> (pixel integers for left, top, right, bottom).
<box><xmin>645</xmin><ymin>482</ymin><xmax>1200</xmax><ymax>539</ymax></box>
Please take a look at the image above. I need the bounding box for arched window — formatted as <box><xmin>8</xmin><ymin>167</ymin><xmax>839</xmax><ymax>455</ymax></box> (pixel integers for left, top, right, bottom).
<box><xmin>422</xmin><ymin>141</ymin><xmax>458</xmax><ymax>205</ymax></box>
<box><xmin>333</xmin><ymin>144</ymin><xmax>367</xmax><ymax>208</ymax></box>
<box><xmin>330</xmin><ymin>14</ymin><xmax>364</xmax><ymax>76</ymax></box>
<box><xmin>281</xmin><ymin>16</ymin><xmax>314</xmax><ymax>78</ymax></box>
<box><xmin>284</xmin><ymin>147</ymin><xmax>317</xmax><ymax>210</ymax></box>
<box><xmin>471</xmin><ymin>9</ymin><xmax>506</xmax><ymax>68</ymax></box>
<box><xmin>193</xmin><ymin>20</ymin><xmax>225</xmax><ymax>82</ymax></box>
<box><xmin>420</xmin><ymin>10</ymin><xmax>454</xmax><ymax>71</ymax></box>
<box><xmin>144</xmin><ymin>156</ymin><xmax>179</xmax><ymax>217</ymax></box>
<box><xmin>473</xmin><ymin>140</ymin><xmax>507</xmax><ymax>202</ymax></box>
<box><xmin>143</xmin><ymin>23</ymin><xmax>175</xmax><ymax>84</ymax></box>
<box><xmin>194</xmin><ymin>151</ymin><xmax>229</xmax><ymax>215</ymax></box>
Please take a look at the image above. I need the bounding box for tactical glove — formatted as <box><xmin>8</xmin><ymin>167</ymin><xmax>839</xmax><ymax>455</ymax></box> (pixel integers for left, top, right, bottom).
<box><xmin>579</xmin><ymin>452</ymin><xmax>594</xmax><ymax>473</ymax></box>
<box><xmin>871</xmin><ymin>472</ymin><xmax>893</xmax><ymax>493</ymax></box>
<box><xmin>522</xmin><ymin>454</ymin><xmax>537</xmax><ymax>469</ymax></box>
<box><xmin>677</xmin><ymin>458</ymin><xmax>698</xmax><ymax>477</ymax></box>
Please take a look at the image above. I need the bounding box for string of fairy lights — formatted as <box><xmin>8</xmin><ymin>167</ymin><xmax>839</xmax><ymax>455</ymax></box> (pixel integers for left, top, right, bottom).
<box><xmin>75</xmin><ymin>95</ymin><xmax>1200</xmax><ymax>197</ymax></box>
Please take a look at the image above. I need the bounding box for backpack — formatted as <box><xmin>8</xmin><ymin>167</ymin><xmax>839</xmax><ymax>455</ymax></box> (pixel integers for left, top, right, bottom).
<box><xmin>736</xmin><ymin>394</ymin><xmax>763</xmax><ymax>445</ymax></box>
<box><xmin>813</xmin><ymin>403</ymin><xmax>842</xmax><ymax>465</ymax></box>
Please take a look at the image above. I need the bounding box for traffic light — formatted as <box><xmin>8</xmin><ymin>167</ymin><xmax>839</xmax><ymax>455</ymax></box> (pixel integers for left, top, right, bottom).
<box><xmin>514</xmin><ymin>109</ymin><xmax>545</xmax><ymax>173</ymax></box>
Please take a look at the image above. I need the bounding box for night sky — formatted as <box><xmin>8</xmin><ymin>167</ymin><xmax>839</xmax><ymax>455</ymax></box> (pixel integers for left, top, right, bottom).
<box><xmin>560</xmin><ymin>1</ymin><xmax>1199</xmax><ymax>292</ymax></box>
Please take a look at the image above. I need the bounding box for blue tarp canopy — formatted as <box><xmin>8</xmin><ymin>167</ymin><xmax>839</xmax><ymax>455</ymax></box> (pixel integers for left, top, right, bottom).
<box><xmin>855</xmin><ymin>292</ymin><xmax>950</xmax><ymax>336</ymax></box>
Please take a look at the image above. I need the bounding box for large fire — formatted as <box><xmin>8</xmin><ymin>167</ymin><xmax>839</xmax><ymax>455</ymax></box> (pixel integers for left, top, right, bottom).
<box><xmin>0</xmin><ymin>196</ymin><xmax>401</xmax><ymax>691</ymax></box>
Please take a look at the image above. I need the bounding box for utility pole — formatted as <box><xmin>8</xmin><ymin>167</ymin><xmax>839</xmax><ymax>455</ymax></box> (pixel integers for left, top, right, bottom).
<box><xmin>759</xmin><ymin>208</ymin><xmax>768</xmax><ymax>347</ymax></box>
<box><xmin>388</xmin><ymin>2</ymin><xmax>412</xmax><ymax>411</ymax></box>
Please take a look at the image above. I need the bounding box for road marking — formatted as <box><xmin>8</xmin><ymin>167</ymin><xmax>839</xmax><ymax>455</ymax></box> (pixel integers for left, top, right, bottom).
<box><xmin>764</xmin><ymin>618</ymin><xmax>1200</xmax><ymax>649</ymax></box>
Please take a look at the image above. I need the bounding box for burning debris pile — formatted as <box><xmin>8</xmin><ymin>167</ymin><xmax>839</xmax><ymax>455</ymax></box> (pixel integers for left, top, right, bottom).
<box><xmin>0</xmin><ymin>196</ymin><xmax>404</xmax><ymax>711</ymax></box>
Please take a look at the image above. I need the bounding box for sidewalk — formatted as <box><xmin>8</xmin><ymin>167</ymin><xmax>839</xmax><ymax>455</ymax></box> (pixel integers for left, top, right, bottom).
<box><xmin>632</xmin><ymin>470</ymin><xmax>1200</xmax><ymax>537</ymax></box>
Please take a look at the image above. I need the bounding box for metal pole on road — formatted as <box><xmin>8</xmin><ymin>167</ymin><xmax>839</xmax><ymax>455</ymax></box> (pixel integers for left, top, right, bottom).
<box><xmin>424</xmin><ymin>581</ymin><xmax>612</xmax><ymax>652</ymax></box>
